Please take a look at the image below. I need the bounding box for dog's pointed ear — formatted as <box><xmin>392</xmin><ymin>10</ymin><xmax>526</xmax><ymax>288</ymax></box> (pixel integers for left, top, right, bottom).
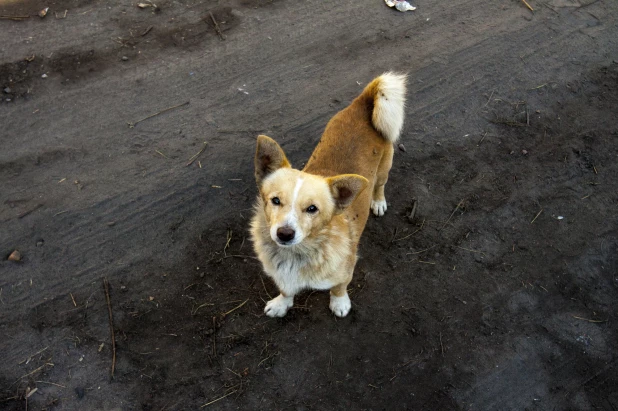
<box><xmin>255</xmin><ymin>135</ymin><xmax>291</xmax><ymax>185</ymax></box>
<box><xmin>326</xmin><ymin>174</ymin><xmax>369</xmax><ymax>214</ymax></box>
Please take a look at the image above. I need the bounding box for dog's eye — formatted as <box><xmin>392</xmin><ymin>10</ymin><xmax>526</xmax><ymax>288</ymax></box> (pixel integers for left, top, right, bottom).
<box><xmin>306</xmin><ymin>205</ymin><xmax>318</xmax><ymax>213</ymax></box>
<box><xmin>271</xmin><ymin>197</ymin><xmax>280</xmax><ymax>205</ymax></box>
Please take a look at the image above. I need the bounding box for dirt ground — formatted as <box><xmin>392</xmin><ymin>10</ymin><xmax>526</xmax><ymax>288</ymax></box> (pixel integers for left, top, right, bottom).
<box><xmin>1</xmin><ymin>0</ymin><xmax>617</xmax><ymax>409</ymax></box>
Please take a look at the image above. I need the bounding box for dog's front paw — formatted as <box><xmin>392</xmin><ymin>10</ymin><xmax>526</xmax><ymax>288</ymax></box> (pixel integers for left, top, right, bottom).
<box><xmin>371</xmin><ymin>199</ymin><xmax>387</xmax><ymax>217</ymax></box>
<box><xmin>329</xmin><ymin>294</ymin><xmax>351</xmax><ymax>317</ymax></box>
<box><xmin>264</xmin><ymin>294</ymin><xmax>294</xmax><ymax>317</ymax></box>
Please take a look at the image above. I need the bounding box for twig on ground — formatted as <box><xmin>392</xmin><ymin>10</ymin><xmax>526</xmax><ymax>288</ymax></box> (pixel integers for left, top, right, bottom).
<box><xmin>200</xmin><ymin>390</ymin><xmax>237</xmax><ymax>408</ymax></box>
<box><xmin>209</xmin><ymin>12</ymin><xmax>225</xmax><ymax>40</ymax></box>
<box><xmin>223</xmin><ymin>229</ymin><xmax>232</xmax><ymax>256</ymax></box>
<box><xmin>192</xmin><ymin>302</ymin><xmax>214</xmax><ymax>315</ymax></box>
<box><xmin>260</xmin><ymin>276</ymin><xmax>273</xmax><ymax>300</ymax></box>
<box><xmin>521</xmin><ymin>0</ymin><xmax>534</xmax><ymax>11</ymax></box>
<box><xmin>19</xmin><ymin>347</ymin><xmax>48</xmax><ymax>365</ymax></box>
<box><xmin>35</xmin><ymin>381</ymin><xmax>66</xmax><ymax>388</ymax></box>
<box><xmin>392</xmin><ymin>227</ymin><xmax>421</xmax><ymax>242</ymax></box>
<box><xmin>406</xmin><ymin>245</ymin><xmax>436</xmax><ymax>255</ymax></box>
<box><xmin>530</xmin><ymin>209</ymin><xmax>543</xmax><ymax>224</ymax></box>
<box><xmin>478</xmin><ymin>131</ymin><xmax>487</xmax><ymax>146</ymax></box>
<box><xmin>103</xmin><ymin>278</ymin><xmax>116</xmax><ymax>379</ymax></box>
<box><xmin>141</xmin><ymin>25</ymin><xmax>153</xmax><ymax>36</ymax></box>
<box><xmin>484</xmin><ymin>90</ymin><xmax>495</xmax><ymax>107</ymax></box>
<box><xmin>0</xmin><ymin>15</ymin><xmax>30</xmax><ymax>20</ymax></box>
<box><xmin>389</xmin><ymin>227</ymin><xmax>399</xmax><ymax>244</ymax></box>
<box><xmin>127</xmin><ymin>101</ymin><xmax>189</xmax><ymax>128</ymax></box>
<box><xmin>440</xmin><ymin>200</ymin><xmax>463</xmax><ymax>231</ymax></box>
<box><xmin>222</xmin><ymin>299</ymin><xmax>248</xmax><ymax>316</ymax></box>
<box><xmin>572</xmin><ymin>315</ymin><xmax>607</xmax><ymax>323</ymax></box>
<box><xmin>18</xmin><ymin>363</ymin><xmax>52</xmax><ymax>381</ymax></box>
<box><xmin>257</xmin><ymin>353</ymin><xmax>278</xmax><ymax>368</ymax></box>
<box><xmin>407</xmin><ymin>199</ymin><xmax>418</xmax><ymax>222</ymax></box>
<box><xmin>186</xmin><ymin>142</ymin><xmax>208</xmax><ymax>166</ymax></box>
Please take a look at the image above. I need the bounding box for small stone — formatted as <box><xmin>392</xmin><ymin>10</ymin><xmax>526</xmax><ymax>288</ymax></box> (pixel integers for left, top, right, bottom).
<box><xmin>398</xmin><ymin>143</ymin><xmax>406</xmax><ymax>152</ymax></box>
<box><xmin>3</xmin><ymin>87</ymin><xmax>11</xmax><ymax>94</ymax></box>
<box><xmin>8</xmin><ymin>250</ymin><xmax>21</xmax><ymax>261</ymax></box>
<box><xmin>41</xmin><ymin>74</ymin><xmax>48</xmax><ymax>78</ymax></box>
<box><xmin>436</xmin><ymin>142</ymin><xmax>441</xmax><ymax>146</ymax></box>
<box><xmin>121</xmin><ymin>56</ymin><xmax>128</xmax><ymax>61</ymax></box>
<box><xmin>522</xmin><ymin>149</ymin><xmax>528</xmax><ymax>155</ymax></box>
<box><xmin>510</xmin><ymin>150</ymin><xmax>515</xmax><ymax>155</ymax></box>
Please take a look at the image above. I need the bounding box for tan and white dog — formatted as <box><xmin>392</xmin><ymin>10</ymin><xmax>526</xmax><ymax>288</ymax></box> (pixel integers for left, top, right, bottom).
<box><xmin>250</xmin><ymin>73</ymin><xmax>407</xmax><ymax>318</ymax></box>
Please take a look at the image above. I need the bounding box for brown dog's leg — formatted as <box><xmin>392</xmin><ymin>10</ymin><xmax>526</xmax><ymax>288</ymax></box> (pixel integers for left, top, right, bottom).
<box><xmin>371</xmin><ymin>143</ymin><xmax>394</xmax><ymax>217</ymax></box>
<box><xmin>329</xmin><ymin>280</ymin><xmax>352</xmax><ymax>317</ymax></box>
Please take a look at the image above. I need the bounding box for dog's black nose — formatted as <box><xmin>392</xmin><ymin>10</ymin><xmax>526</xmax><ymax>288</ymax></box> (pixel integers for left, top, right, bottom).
<box><xmin>276</xmin><ymin>227</ymin><xmax>295</xmax><ymax>242</ymax></box>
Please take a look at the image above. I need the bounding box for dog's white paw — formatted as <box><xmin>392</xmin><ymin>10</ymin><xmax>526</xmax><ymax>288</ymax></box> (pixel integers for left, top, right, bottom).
<box><xmin>371</xmin><ymin>199</ymin><xmax>387</xmax><ymax>217</ymax></box>
<box><xmin>264</xmin><ymin>294</ymin><xmax>293</xmax><ymax>318</ymax></box>
<box><xmin>329</xmin><ymin>294</ymin><xmax>351</xmax><ymax>317</ymax></box>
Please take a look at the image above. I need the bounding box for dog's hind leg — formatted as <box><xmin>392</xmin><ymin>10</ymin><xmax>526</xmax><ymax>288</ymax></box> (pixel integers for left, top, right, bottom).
<box><xmin>329</xmin><ymin>253</ymin><xmax>357</xmax><ymax>317</ymax></box>
<box><xmin>371</xmin><ymin>143</ymin><xmax>394</xmax><ymax>217</ymax></box>
<box><xmin>329</xmin><ymin>280</ymin><xmax>352</xmax><ymax>317</ymax></box>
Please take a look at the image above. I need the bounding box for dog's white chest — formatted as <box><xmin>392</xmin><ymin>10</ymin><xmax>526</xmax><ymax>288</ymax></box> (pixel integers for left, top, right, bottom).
<box><xmin>269</xmin><ymin>258</ymin><xmax>333</xmax><ymax>294</ymax></box>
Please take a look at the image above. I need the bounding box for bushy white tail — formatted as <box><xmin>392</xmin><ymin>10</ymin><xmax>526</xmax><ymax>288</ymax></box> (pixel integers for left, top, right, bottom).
<box><xmin>369</xmin><ymin>72</ymin><xmax>407</xmax><ymax>143</ymax></box>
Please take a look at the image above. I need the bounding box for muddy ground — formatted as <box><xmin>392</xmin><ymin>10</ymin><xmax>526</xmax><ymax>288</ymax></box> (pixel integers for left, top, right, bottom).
<box><xmin>1</xmin><ymin>0</ymin><xmax>617</xmax><ymax>409</ymax></box>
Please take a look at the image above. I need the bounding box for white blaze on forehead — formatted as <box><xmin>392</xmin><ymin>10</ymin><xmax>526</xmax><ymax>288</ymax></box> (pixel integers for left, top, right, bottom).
<box><xmin>287</xmin><ymin>177</ymin><xmax>304</xmax><ymax>227</ymax></box>
<box><xmin>292</xmin><ymin>177</ymin><xmax>304</xmax><ymax>206</ymax></box>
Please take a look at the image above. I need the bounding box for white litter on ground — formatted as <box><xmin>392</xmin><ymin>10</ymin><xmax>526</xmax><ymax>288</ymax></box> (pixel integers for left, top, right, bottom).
<box><xmin>385</xmin><ymin>0</ymin><xmax>417</xmax><ymax>12</ymax></box>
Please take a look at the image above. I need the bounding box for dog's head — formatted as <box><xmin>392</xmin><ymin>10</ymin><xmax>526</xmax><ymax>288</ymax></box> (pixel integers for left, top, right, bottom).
<box><xmin>254</xmin><ymin>135</ymin><xmax>368</xmax><ymax>247</ymax></box>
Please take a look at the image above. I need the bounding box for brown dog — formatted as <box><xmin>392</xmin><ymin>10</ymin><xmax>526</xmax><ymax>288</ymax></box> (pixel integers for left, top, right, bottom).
<box><xmin>251</xmin><ymin>73</ymin><xmax>407</xmax><ymax>317</ymax></box>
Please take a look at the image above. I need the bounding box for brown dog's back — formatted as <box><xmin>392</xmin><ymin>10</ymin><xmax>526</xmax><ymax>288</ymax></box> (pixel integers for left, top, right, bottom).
<box><xmin>304</xmin><ymin>73</ymin><xmax>406</xmax><ymax>241</ymax></box>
